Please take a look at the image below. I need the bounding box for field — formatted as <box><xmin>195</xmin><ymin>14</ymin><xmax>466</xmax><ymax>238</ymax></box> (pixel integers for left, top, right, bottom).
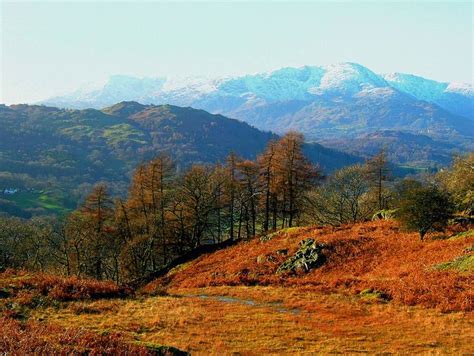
<box><xmin>1</xmin><ymin>190</ymin><xmax>72</xmax><ymax>216</ymax></box>
<box><xmin>1</xmin><ymin>221</ymin><xmax>473</xmax><ymax>354</ymax></box>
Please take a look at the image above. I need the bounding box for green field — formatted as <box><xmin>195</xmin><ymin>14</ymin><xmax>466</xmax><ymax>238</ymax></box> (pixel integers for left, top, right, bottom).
<box><xmin>3</xmin><ymin>190</ymin><xmax>72</xmax><ymax>216</ymax></box>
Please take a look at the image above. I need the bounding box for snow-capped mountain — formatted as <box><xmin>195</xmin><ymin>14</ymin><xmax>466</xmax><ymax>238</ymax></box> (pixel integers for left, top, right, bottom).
<box><xmin>44</xmin><ymin>63</ymin><xmax>397</xmax><ymax>106</ymax></box>
<box><xmin>382</xmin><ymin>73</ymin><xmax>473</xmax><ymax>119</ymax></box>
<box><xmin>40</xmin><ymin>62</ymin><xmax>473</xmax><ymax>148</ymax></box>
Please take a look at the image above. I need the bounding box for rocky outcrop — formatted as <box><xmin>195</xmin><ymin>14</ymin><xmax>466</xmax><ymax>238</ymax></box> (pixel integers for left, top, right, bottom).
<box><xmin>277</xmin><ymin>239</ymin><xmax>325</xmax><ymax>274</ymax></box>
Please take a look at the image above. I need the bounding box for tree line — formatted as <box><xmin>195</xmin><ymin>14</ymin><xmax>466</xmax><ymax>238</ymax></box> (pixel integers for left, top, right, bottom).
<box><xmin>0</xmin><ymin>131</ymin><xmax>472</xmax><ymax>283</ymax></box>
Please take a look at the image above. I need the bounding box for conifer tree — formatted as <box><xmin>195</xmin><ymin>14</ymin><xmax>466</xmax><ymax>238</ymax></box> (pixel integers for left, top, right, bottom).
<box><xmin>273</xmin><ymin>132</ymin><xmax>319</xmax><ymax>227</ymax></box>
<box><xmin>365</xmin><ymin>149</ymin><xmax>390</xmax><ymax>210</ymax></box>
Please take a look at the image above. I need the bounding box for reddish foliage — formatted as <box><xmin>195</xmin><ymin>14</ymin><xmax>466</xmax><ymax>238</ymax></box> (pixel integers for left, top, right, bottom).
<box><xmin>0</xmin><ymin>317</ymin><xmax>153</xmax><ymax>355</ymax></box>
<box><xmin>145</xmin><ymin>221</ymin><xmax>473</xmax><ymax>312</ymax></box>
<box><xmin>0</xmin><ymin>270</ymin><xmax>131</xmax><ymax>303</ymax></box>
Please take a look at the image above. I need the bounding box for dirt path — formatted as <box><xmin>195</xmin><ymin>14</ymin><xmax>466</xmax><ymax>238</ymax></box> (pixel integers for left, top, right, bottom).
<box><xmin>180</xmin><ymin>293</ymin><xmax>301</xmax><ymax>315</ymax></box>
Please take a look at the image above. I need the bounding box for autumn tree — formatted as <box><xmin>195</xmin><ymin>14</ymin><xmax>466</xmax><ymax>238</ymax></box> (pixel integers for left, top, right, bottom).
<box><xmin>273</xmin><ymin>132</ymin><xmax>319</xmax><ymax>227</ymax></box>
<box><xmin>178</xmin><ymin>165</ymin><xmax>223</xmax><ymax>248</ymax></box>
<box><xmin>145</xmin><ymin>154</ymin><xmax>174</xmax><ymax>265</ymax></box>
<box><xmin>365</xmin><ymin>149</ymin><xmax>391</xmax><ymax>210</ymax></box>
<box><xmin>257</xmin><ymin>140</ymin><xmax>277</xmax><ymax>232</ymax></box>
<box><xmin>236</xmin><ymin>159</ymin><xmax>260</xmax><ymax>238</ymax></box>
<box><xmin>306</xmin><ymin>164</ymin><xmax>372</xmax><ymax>225</ymax></box>
<box><xmin>66</xmin><ymin>183</ymin><xmax>115</xmax><ymax>279</ymax></box>
<box><xmin>116</xmin><ymin>155</ymin><xmax>175</xmax><ymax>279</ymax></box>
<box><xmin>225</xmin><ymin>152</ymin><xmax>239</xmax><ymax>241</ymax></box>
<box><xmin>210</xmin><ymin>164</ymin><xmax>229</xmax><ymax>242</ymax></box>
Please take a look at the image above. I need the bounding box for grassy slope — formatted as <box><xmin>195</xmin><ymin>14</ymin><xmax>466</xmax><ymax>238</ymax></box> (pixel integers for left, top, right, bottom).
<box><xmin>1</xmin><ymin>221</ymin><xmax>473</xmax><ymax>354</ymax></box>
<box><xmin>32</xmin><ymin>286</ymin><xmax>473</xmax><ymax>354</ymax></box>
<box><xmin>3</xmin><ymin>190</ymin><xmax>71</xmax><ymax>216</ymax></box>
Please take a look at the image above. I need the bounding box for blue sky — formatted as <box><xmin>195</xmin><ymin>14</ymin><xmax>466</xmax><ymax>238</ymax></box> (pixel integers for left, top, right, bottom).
<box><xmin>1</xmin><ymin>1</ymin><xmax>472</xmax><ymax>104</ymax></box>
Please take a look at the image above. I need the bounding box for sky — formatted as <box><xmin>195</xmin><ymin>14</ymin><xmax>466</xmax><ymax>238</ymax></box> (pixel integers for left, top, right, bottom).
<box><xmin>1</xmin><ymin>1</ymin><xmax>472</xmax><ymax>104</ymax></box>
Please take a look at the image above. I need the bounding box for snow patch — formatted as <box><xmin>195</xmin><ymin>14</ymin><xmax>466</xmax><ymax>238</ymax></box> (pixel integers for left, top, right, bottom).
<box><xmin>446</xmin><ymin>82</ymin><xmax>474</xmax><ymax>96</ymax></box>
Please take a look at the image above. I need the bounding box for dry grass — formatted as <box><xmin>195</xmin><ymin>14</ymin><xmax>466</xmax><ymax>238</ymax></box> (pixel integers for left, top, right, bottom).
<box><xmin>0</xmin><ymin>316</ymin><xmax>154</xmax><ymax>355</ymax></box>
<box><xmin>33</xmin><ymin>286</ymin><xmax>474</xmax><ymax>354</ymax></box>
<box><xmin>144</xmin><ymin>221</ymin><xmax>474</xmax><ymax>312</ymax></box>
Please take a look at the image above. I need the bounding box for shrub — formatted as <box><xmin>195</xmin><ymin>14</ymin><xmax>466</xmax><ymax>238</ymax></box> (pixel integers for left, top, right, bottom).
<box><xmin>0</xmin><ymin>270</ymin><xmax>131</xmax><ymax>304</ymax></box>
<box><xmin>396</xmin><ymin>181</ymin><xmax>454</xmax><ymax>240</ymax></box>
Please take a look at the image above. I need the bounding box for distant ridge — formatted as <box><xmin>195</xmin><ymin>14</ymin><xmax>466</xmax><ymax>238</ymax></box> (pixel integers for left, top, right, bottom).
<box><xmin>40</xmin><ymin>63</ymin><xmax>473</xmax><ymax>151</ymax></box>
<box><xmin>41</xmin><ymin>63</ymin><xmax>473</xmax><ymax>124</ymax></box>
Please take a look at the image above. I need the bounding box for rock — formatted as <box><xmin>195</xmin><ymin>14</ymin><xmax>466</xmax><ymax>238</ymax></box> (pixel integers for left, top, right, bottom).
<box><xmin>142</xmin><ymin>342</ymin><xmax>189</xmax><ymax>355</ymax></box>
<box><xmin>372</xmin><ymin>209</ymin><xmax>397</xmax><ymax>221</ymax></box>
<box><xmin>276</xmin><ymin>239</ymin><xmax>325</xmax><ymax>274</ymax></box>
<box><xmin>266</xmin><ymin>255</ymin><xmax>277</xmax><ymax>263</ymax></box>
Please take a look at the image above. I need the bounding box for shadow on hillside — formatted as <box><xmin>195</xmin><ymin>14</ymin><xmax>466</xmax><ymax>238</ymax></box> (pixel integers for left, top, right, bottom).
<box><xmin>127</xmin><ymin>238</ymin><xmax>239</xmax><ymax>289</ymax></box>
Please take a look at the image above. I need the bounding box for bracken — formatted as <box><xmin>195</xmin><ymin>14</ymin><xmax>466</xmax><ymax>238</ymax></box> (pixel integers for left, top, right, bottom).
<box><xmin>144</xmin><ymin>221</ymin><xmax>474</xmax><ymax>312</ymax></box>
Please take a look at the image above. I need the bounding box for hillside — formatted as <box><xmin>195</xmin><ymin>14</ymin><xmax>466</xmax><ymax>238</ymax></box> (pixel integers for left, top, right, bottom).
<box><xmin>321</xmin><ymin>130</ymin><xmax>462</xmax><ymax>166</ymax></box>
<box><xmin>145</xmin><ymin>220</ymin><xmax>473</xmax><ymax>312</ymax></box>
<box><xmin>1</xmin><ymin>220</ymin><xmax>472</xmax><ymax>354</ymax></box>
<box><xmin>0</xmin><ymin>102</ymin><xmax>358</xmax><ymax>217</ymax></box>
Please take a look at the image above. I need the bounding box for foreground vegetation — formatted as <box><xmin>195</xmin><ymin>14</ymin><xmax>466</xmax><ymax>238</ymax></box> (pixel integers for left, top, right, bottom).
<box><xmin>1</xmin><ymin>220</ymin><xmax>472</xmax><ymax>354</ymax></box>
<box><xmin>0</xmin><ymin>271</ymin><xmax>186</xmax><ymax>354</ymax></box>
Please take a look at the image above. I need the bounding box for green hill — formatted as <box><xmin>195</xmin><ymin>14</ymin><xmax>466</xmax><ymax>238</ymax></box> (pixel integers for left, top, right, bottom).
<box><xmin>0</xmin><ymin>102</ymin><xmax>359</xmax><ymax>217</ymax></box>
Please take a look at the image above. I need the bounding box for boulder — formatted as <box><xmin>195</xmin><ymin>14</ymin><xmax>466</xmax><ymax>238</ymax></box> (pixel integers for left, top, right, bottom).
<box><xmin>276</xmin><ymin>239</ymin><xmax>325</xmax><ymax>274</ymax></box>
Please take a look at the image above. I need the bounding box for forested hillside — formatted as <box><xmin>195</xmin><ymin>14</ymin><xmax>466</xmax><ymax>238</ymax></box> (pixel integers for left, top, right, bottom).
<box><xmin>0</xmin><ymin>102</ymin><xmax>358</xmax><ymax>217</ymax></box>
<box><xmin>321</xmin><ymin>130</ymin><xmax>461</xmax><ymax>166</ymax></box>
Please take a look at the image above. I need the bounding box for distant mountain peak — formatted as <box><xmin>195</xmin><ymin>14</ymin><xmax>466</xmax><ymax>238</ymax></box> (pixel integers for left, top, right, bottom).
<box><xmin>382</xmin><ymin>72</ymin><xmax>473</xmax><ymax>118</ymax></box>
<box><xmin>102</xmin><ymin>101</ymin><xmax>148</xmax><ymax>117</ymax></box>
<box><xmin>316</xmin><ymin>62</ymin><xmax>389</xmax><ymax>94</ymax></box>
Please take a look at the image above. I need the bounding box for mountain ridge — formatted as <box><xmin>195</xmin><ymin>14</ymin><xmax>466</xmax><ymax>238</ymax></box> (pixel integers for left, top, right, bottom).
<box><xmin>40</xmin><ymin>63</ymin><xmax>473</xmax><ymax>117</ymax></box>
<box><xmin>39</xmin><ymin>63</ymin><xmax>473</xmax><ymax>150</ymax></box>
